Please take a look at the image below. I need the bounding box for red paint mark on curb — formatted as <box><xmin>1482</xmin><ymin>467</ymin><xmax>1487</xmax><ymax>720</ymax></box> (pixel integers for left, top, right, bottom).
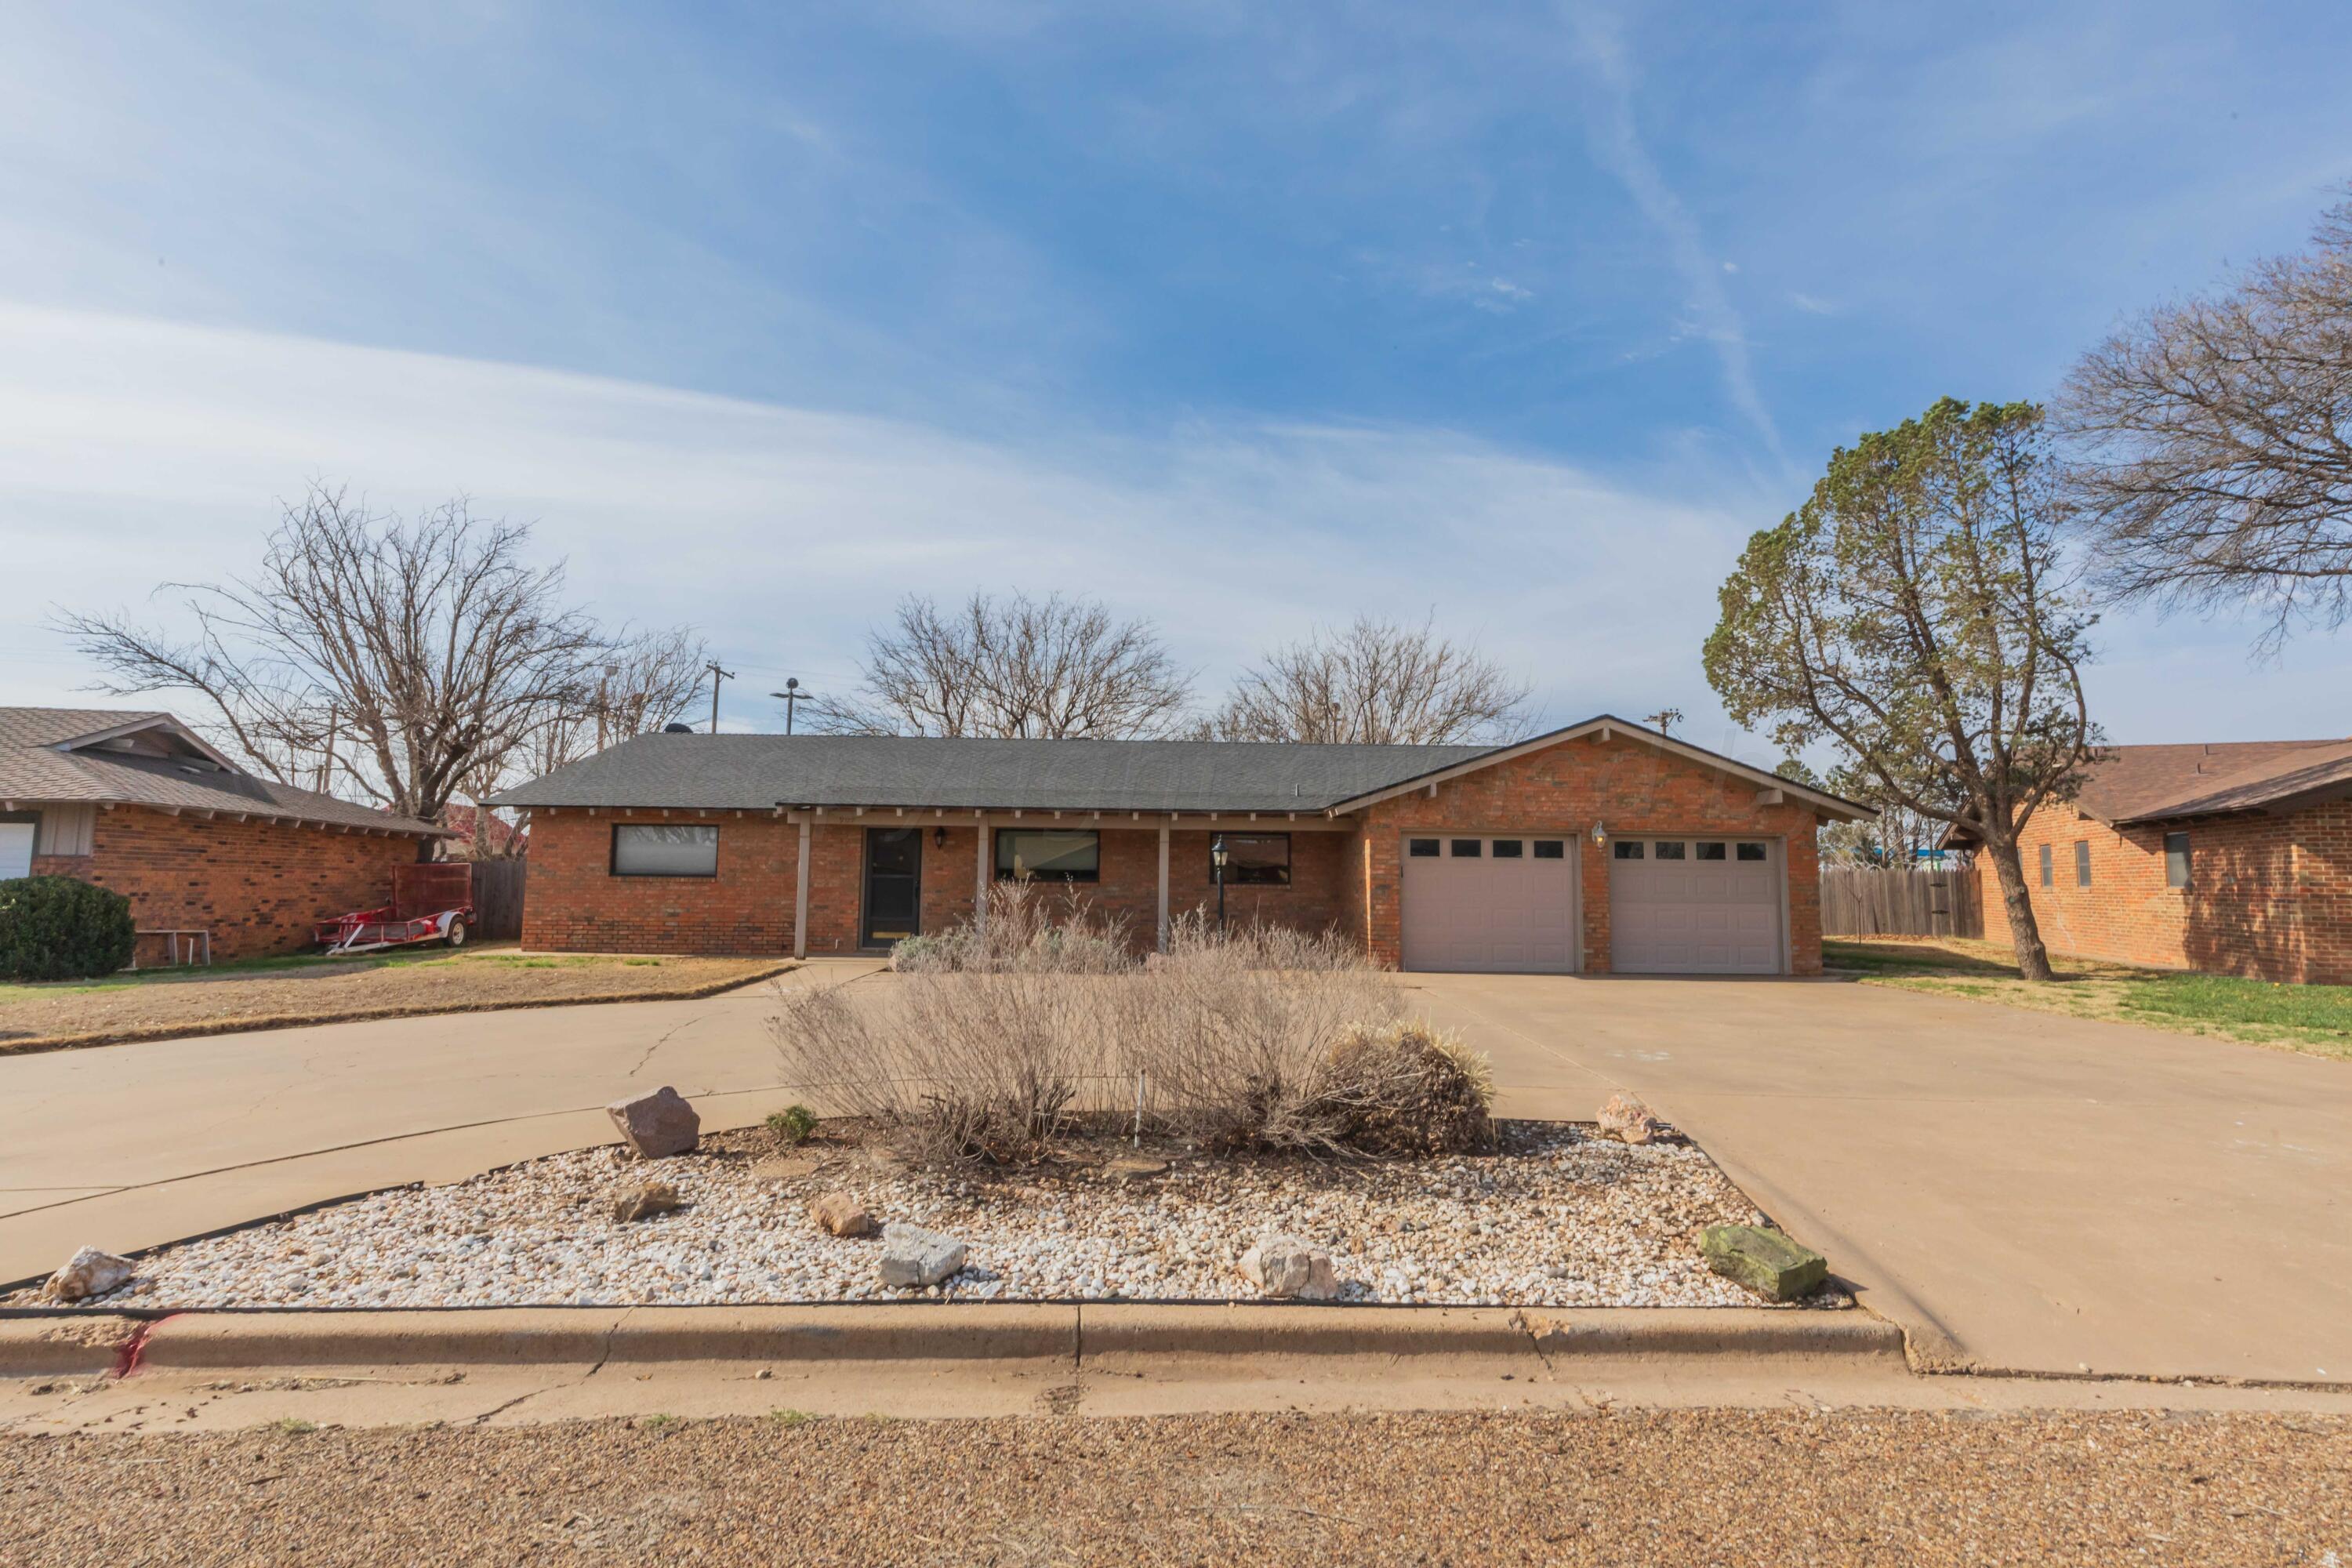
<box><xmin>113</xmin><ymin>1314</ymin><xmax>183</xmax><ymax>1379</ymax></box>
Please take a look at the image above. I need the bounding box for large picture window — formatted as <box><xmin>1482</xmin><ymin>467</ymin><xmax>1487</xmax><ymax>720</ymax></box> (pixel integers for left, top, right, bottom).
<box><xmin>612</xmin><ymin>823</ymin><xmax>718</xmax><ymax>877</ymax></box>
<box><xmin>996</xmin><ymin>829</ymin><xmax>1100</xmax><ymax>883</ymax></box>
<box><xmin>1217</xmin><ymin>833</ymin><xmax>1290</xmax><ymax>885</ymax></box>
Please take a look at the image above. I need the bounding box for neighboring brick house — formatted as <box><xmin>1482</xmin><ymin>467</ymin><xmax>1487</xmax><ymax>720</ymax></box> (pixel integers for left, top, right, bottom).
<box><xmin>1959</xmin><ymin>739</ymin><xmax>2352</xmax><ymax>985</ymax></box>
<box><xmin>0</xmin><ymin>708</ymin><xmax>448</xmax><ymax>964</ymax></box>
<box><xmin>493</xmin><ymin>717</ymin><xmax>1868</xmax><ymax>976</ymax></box>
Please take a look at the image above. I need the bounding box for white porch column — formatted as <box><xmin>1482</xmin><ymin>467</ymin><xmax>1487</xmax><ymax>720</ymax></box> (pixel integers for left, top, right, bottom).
<box><xmin>1156</xmin><ymin>822</ymin><xmax>1171</xmax><ymax>953</ymax></box>
<box><xmin>793</xmin><ymin>818</ymin><xmax>811</xmax><ymax>959</ymax></box>
<box><xmin>975</xmin><ymin>818</ymin><xmax>991</xmax><ymax>930</ymax></box>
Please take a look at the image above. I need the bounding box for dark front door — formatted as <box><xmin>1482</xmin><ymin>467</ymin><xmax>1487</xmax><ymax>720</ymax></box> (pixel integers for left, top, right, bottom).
<box><xmin>861</xmin><ymin>827</ymin><xmax>923</xmax><ymax>948</ymax></box>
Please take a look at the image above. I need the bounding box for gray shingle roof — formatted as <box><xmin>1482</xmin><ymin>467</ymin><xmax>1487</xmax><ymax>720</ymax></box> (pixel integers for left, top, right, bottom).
<box><xmin>0</xmin><ymin>707</ymin><xmax>448</xmax><ymax>837</ymax></box>
<box><xmin>491</xmin><ymin>733</ymin><xmax>1501</xmax><ymax>814</ymax></box>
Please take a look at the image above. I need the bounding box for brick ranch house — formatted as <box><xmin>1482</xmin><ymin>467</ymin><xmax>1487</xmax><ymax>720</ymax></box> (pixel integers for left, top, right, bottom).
<box><xmin>494</xmin><ymin>716</ymin><xmax>1869</xmax><ymax>975</ymax></box>
<box><xmin>1955</xmin><ymin>739</ymin><xmax>2352</xmax><ymax>985</ymax></box>
<box><xmin>1</xmin><ymin>708</ymin><xmax>448</xmax><ymax>964</ymax></box>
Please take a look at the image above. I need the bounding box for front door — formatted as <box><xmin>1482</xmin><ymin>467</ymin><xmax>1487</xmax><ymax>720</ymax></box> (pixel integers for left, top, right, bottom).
<box><xmin>861</xmin><ymin>827</ymin><xmax>923</xmax><ymax>949</ymax></box>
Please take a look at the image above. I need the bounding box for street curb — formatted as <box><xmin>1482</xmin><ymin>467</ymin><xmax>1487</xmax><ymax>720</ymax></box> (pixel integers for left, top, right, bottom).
<box><xmin>2</xmin><ymin>1303</ymin><xmax>1903</xmax><ymax>1377</ymax></box>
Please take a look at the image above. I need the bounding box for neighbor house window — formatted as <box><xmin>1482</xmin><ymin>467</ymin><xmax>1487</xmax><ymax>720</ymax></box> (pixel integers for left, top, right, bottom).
<box><xmin>2074</xmin><ymin>840</ymin><xmax>2092</xmax><ymax>887</ymax></box>
<box><xmin>1219</xmin><ymin>833</ymin><xmax>1290</xmax><ymax>885</ymax></box>
<box><xmin>2038</xmin><ymin>844</ymin><xmax>2053</xmax><ymax>887</ymax></box>
<box><xmin>1696</xmin><ymin>842</ymin><xmax>1728</xmax><ymax>861</ymax></box>
<box><xmin>612</xmin><ymin>823</ymin><xmax>718</xmax><ymax>877</ymax></box>
<box><xmin>996</xmin><ymin>829</ymin><xmax>1099</xmax><ymax>883</ymax></box>
<box><xmin>2165</xmin><ymin>832</ymin><xmax>2191</xmax><ymax>888</ymax></box>
<box><xmin>1532</xmin><ymin>840</ymin><xmax>1566</xmax><ymax>859</ymax></box>
<box><xmin>1613</xmin><ymin>841</ymin><xmax>1644</xmax><ymax>860</ymax></box>
<box><xmin>1407</xmin><ymin>838</ymin><xmax>1440</xmax><ymax>858</ymax></box>
<box><xmin>1491</xmin><ymin>839</ymin><xmax>1523</xmax><ymax>858</ymax></box>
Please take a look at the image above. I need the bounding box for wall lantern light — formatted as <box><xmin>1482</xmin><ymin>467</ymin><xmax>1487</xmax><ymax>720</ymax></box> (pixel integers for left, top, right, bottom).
<box><xmin>1590</xmin><ymin>820</ymin><xmax>1609</xmax><ymax>848</ymax></box>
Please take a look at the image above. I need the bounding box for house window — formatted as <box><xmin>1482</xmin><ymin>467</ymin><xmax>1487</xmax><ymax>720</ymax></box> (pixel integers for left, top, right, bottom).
<box><xmin>1736</xmin><ymin>842</ymin><xmax>1767</xmax><ymax>862</ymax></box>
<box><xmin>1407</xmin><ymin>838</ymin><xmax>1440</xmax><ymax>858</ymax></box>
<box><xmin>1532</xmin><ymin>840</ymin><xmax>1566</xmax><ymax>859</ymax></box>
<box><xmin>1653</xmin><ymin>840</ymin><xmax>1687</xmax><ymax>861</ymax></box>
<box><xmin>1218</xmin><ymin>833</ymin><xmax>1290</xmax><ymax>885</ymax></box>
<box><xmin>2038</xmin><ymin>844</ymin><xmax>2053</xmax><ymax>887</ymax></box>
<box><xmin>612</xmin><ymin>823</ymin><xmax>718</xmax><ymax>877</ymax></box>
<box><xmin>1491</xmin><ymin>839</ymin><xmax>1523</xmax><ymax>858</ymax></box>
<box><xmin>0</xmin><ymin>812</ymin><xmax>35</xmax><ymax>881</ymax></box>
<box><xmin>1695</xmin><ymin>842</ymin><xmax>1728</xmax><ymax>862</ymax></box>
<box><xmin>1613</xmin><ymin>841</ymin><xmax>1644</xmax><ymax>860</ymax></box>
<box><xmin>2165</xmin><ymin>832</ymin><xmax>2191</xmax><ymax>889</ymax></box>
<box><xmin>1450</xmin><ymin>839</ymin><xmax>1482</xmax><ymax>858</ymax></box>
<box><xmin>2074</xmin><ymin>840</ymin><xmax>2092</xmax><ymax>887</ymax></box>
<box><xmin>996</xmin><ymin>829</ymin><xmax>1099</xmax><ymax>883</ymax></box>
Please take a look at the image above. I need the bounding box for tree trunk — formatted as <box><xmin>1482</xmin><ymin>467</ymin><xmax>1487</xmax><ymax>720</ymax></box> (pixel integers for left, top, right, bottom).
<box><xmin>1982</xmin><ymin>833</ymin><xmax>2055</xmax><ymax>982</ymax></box>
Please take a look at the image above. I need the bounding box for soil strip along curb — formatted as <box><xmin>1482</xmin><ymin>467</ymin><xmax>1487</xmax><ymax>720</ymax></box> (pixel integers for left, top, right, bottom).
<box><xmin>2</xmin><ymin>1304</ymin><xmax>1904</xmax><ymax>1378</ymax></box>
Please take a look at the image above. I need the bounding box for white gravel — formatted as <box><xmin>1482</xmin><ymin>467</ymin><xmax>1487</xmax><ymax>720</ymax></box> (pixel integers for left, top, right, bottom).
<box><xmin>14</xmin><ymin>1123</ymin><xmax>1837</xmax><ymax>1311</ymax></box>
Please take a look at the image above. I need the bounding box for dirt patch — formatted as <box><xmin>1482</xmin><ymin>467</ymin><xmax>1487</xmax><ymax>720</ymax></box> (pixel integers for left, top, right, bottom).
<box><xmin>0</xmin><ymin>947</ymin><xmax>793</xmax><ymax>1056</ymax></box>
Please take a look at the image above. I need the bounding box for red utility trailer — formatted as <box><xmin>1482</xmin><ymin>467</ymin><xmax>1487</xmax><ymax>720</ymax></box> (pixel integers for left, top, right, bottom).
<box><xmin>314</xmin><ymin>863</ymin><xmax>477</xmax><ymax>955</ymax></box>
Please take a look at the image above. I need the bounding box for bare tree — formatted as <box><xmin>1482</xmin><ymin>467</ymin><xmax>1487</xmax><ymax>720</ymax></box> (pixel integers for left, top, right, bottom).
<box><xmin>59</xmin><ymin>485</ymin><xmax>614</xmax><ymax>822</ymax></box>
<box><xmin>1209</xmin><ymin>614</ymin><xmax>1533</xmax><ymax>745</ymax></box>
<box><xmin>811</xmin><ymin>592</ymin><xmax>1195</xmax><ymax>739</ymax></box>
<box><xmin>2060</xmin><ymin>190</ymin><xmax>2352</xmax><ymax>652</ymax></box>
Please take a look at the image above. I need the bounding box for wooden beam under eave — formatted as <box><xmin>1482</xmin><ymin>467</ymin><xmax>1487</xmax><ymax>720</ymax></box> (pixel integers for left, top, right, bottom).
<box><xmin>1755</xmin><ymin>787</ymin><xmax>1785</xmax><ymax>806</ymax></box>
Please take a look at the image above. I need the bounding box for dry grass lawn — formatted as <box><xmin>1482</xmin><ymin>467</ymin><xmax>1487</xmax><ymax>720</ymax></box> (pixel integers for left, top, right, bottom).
<box><xmin>1826</xmin><ymin>935</ymin><xmax>2352</xmax><ymax>1062</ymax></box>
<box><xmin>0</xmin><ymin>945</ymin><xmax>792</xmax><ymax>1055</ymax></box>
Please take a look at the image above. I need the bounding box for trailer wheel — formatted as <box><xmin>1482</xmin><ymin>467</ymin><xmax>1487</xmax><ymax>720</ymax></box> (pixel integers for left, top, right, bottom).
<box><xmin>444</xmin><ymin>918</ymin><xmax>469</xmax><ymax>949</ymax></box>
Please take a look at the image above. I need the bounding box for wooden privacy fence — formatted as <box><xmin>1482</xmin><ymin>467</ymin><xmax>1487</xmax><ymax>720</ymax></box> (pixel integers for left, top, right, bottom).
<box><xmin>1820</xmin><ymin>866</ymin><xmax>1980</xmax><ymax>938</ymax></box>
<box><xmin>466</xmin><ymin>858</ymin><xmax>528</xmax><ymax>941</ymax></box>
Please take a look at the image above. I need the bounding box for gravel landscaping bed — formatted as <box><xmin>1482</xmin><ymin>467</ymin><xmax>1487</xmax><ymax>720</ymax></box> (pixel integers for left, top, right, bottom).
<box><xmin>7</xmin><ymin>1121</ymin><xmax>1843</xmax><ymax>1310</ymax></box>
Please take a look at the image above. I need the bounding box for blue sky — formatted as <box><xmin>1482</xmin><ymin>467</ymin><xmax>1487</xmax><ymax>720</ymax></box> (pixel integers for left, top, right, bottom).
<box><xmin>5</xmin><ymin>2</ymin><xmax>2350</xmax><ymax>757</ymax></box>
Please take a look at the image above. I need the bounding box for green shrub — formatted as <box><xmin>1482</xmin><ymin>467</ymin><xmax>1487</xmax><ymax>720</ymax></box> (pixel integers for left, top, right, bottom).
<box><xmin>766</xmin><ymin>1105</ymin><xmax>818</xmax><ymax>1145</ymax></box>
<box><xmin>0</xmin><ymin>877</ymin><xmax>136</xmax><ymax>982</ymax></box>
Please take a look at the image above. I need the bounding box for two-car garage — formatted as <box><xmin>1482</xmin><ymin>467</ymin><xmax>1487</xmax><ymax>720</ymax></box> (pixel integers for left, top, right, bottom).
<box><xmin>1399</xmin><ymin>833</ymin><xmax>1785</xmax><ymax>975</ymax></box>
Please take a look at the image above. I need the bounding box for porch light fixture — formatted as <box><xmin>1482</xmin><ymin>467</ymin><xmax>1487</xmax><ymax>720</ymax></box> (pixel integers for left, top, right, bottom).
<box><xmin>1210</xmin><ymin>834</ymin><xmax>1230</xmax><ymax>931</ymax></box>
<box><xmin>933</xmin><ymin>826</ymin><xmax>947</xmax><ymax>850</ymax></box>
<box><xmin>1590</xmin><ymin>820</ymin><xmax>1609</xmax><ymax>848</ymax></box>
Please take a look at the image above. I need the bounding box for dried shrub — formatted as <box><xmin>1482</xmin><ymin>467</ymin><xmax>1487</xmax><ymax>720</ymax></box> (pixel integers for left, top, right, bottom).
<box><xmin>889</xmin><ymin>883</ymin><xmax>1136</xmax><ymax>975</ymax></box>
<box><xmin>1324</xmin><ymin>1020</ymin><xmax>1495</xmax><ymax>1156</ymax></box>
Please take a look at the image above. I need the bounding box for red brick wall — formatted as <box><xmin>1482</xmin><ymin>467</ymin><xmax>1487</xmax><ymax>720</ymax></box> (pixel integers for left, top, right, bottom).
<box><xmin>1356</xmin><ymin>731</ymin><xmax>1827</xmax><ymax>975</ymax></box>
<box><xmin>522</xmin><ymin>810</ymin><xmax>799</xmax><ymax>956</ymax></box>
<box><xmin>31</xmin><ymin>807</ymin><xmax>424</xmax><ymax>963</ymax></box>
<box><xmin>1980</xmin><ymin>797</ymin><xmax>2352</xmax><ymax>984</ymax></box>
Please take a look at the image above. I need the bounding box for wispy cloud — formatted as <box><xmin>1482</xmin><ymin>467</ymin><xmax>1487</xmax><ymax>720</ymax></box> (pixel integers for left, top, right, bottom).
<box><xmin>1565</xmin><ymin>7</ymin><xmax>1784</xmax><ymax>466</ymax></box>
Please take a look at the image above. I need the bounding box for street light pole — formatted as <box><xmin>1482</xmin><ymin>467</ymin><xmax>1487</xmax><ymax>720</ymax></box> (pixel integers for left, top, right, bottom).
<box><xmin>769</xmin><ymin>679</ymin><xmax>808</xmax><ymax>735</ymax></box>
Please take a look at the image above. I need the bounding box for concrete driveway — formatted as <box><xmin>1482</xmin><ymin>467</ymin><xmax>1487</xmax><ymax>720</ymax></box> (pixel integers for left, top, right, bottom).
<box><xmin>3</xmin><ymin>960</ymin><xmax>2344</xmax><ymax>1387</ymax></box>
<box><xmin>1407</xmin><ymin>972</ymin><xmax>2351</xmax><ymax>1386</ymax></box>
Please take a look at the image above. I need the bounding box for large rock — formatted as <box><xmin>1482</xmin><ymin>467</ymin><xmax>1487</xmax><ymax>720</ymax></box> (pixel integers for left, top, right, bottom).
<box><xmin>811</xmin><ymin>1192</ymin><xmax>878</xmax><ymax>1238</ymax></box>
<box><xmin>46</xmin><ymin>1247</ymin><xmax>135</xmax><ymax>1303</ymax></box>
<box><xmin>1239</xmin><ymin>1236</ymin><xmax>1340</xmax><ymax>1301</ymax></box>
<box><xmin>1596</xmin><ymin>1092</ymin><xmax>1664</xmax><ymax>1145</ymax></box>
<box><xmin>610</xmin><ymin>1181</ymin><xmax>684</xmax><ymax>1224</ymax></box>
<box><xmin>878</xmin><ymin>1223</ymin><xmax>967</xmax><ymax>1288</ymax></box>
<box><xmin>607</xmin><ymin>1086</ymin><xmax>699</xmax><ymax>1159</ymax></box>
<box><xmin>1700</xmin><ymin>1224</ymin><xmax>1828</xmax><ymax>1302</ymax></box>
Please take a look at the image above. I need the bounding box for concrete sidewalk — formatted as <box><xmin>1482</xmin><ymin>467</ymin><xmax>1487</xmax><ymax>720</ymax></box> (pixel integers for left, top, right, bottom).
<box><xmin>1408</xmin><ymin>972</ymin><xmax>2352</xmax><ymax>1386</ymax></box>
<box><xmin>0</xmin><ymin>959</ymin><xmax>884</xmax><ymax>1287</ymax></box>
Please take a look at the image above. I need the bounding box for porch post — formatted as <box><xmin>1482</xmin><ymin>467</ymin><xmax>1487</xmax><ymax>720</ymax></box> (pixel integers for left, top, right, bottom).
<box><xmin>793</xmin><ymin>818</ymin><xmax>811</xmax><ymax>959</ymax></box>
<box><xmin>975</xmin><ymin>818</ymin><xmax>990</xmax><ymax>931</ymax></box>
<box><xmin>1156</xmin><ymin>822</ymin><xmax>1171</xmax><ymax>953</ymax></box>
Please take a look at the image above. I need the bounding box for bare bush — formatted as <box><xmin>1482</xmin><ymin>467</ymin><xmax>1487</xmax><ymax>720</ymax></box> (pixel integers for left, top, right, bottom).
<box><xmin>1324</xmin><ymin>1020</ymin><xmax>1495</xmax><ymax>1156</ymax></box>
<box><xmin>888</xmin><ymin>883</ymin><xmax>1136</xmax><ymax>975</ymax></box>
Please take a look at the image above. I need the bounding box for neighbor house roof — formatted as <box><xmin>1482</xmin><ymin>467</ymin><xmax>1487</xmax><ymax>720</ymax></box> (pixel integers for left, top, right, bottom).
<box><xmin>2071</xmin><ymin>739</ymin><xmax>2352</xmax><ymax>825</ymax></box>
<box><xmin>489</xmin><ymin>715</ymin><xmax>1872</xmax><ymax>821</ymax></box>
<box><xmin>0</xmin><ymin>707</ymin><xmax>448</xmax><ymax>837</ymax></box>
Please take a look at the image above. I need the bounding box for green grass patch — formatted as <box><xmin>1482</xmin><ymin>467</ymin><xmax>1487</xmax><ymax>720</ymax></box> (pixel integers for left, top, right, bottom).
<box><xmin>2119</xmin><ymin>975</ymin><xmax>2352</xmax><ymax>1046</ymax></box>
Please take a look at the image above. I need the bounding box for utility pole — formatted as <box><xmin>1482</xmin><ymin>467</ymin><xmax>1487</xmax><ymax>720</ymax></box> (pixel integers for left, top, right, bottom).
<box><xmin>705</xmin><ymin>661</ymin><xmax>736</xmax><ymax>734</ymax></box>
<box><xmin>769</xmin><ymin>678</ymin><xmax>809</xmax><ymax>735</ymax></box>
<box><xmin>597</xmin><ymin>662</ymin><xmax>619</xmax><ymax>750</ymax></box>
<box><xmin>1643</xmin><ymin>707</ymin><xmax>1683</xmax><ymax>736</ymax></box>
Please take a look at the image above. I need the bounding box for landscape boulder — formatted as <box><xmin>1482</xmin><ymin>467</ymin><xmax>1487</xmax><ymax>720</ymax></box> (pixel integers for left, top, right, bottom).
<box><xmin>609</xmin><ymin>1181</ymin><xmax>684</xmax><ymax>1224</ymax></box>
<box><xmin>1700</xmin><ymin>1224</ymin><xmax>1828</xmax><ymax>1303</ymax></box>
<box><xmin>1239</xmin><ymin>1236</ymin><xmax>1340</xmax><ymax>1301</ymax></box>
<box><xmin>811</xmin><ymin>1192</ymin><xmax>878</xmax><ymax>1238</ymax></box>
<box><xmin>607</xmin><ymin>1086</ymin><xmax>699</xmax><ymax>1159</ymax></box>
<box><xmin>1596</xmin><ymin>1092</ymin><xmax>1664</xmax><ymax>1145</ymax></box>
<box><xmin>878</xmin><ymin>1223</ymin><xmax>967</xmax><ymax>1289</ymax></box>
<box><xmin>45</xmin><ymin>1247</ymin><xmax>135</xmax><ymax>1303</ymax></box>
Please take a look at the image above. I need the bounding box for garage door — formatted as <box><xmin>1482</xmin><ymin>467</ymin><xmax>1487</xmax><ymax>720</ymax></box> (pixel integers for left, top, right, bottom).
<box><xmin>1401</xmin><ymin>835</ymin><xmax>1577</xmax><ymax>972</ymax></box>
<box><xmin>1609</xmin><ymin>837</ymin><xmax>1781</xmax><ymax>974</ymax></box>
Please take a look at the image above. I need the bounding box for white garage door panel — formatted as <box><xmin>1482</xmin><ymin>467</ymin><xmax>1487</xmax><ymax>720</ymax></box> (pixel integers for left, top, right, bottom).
<box><xmin>1401</xmin><ymin>837</ymin><xmax>1577</xmax><ymax>973</ymax></box>
<box><xmin>1610</xmin><ymin>840</ymin><xmax>1782</xmax><ymax>975</ymax></box>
